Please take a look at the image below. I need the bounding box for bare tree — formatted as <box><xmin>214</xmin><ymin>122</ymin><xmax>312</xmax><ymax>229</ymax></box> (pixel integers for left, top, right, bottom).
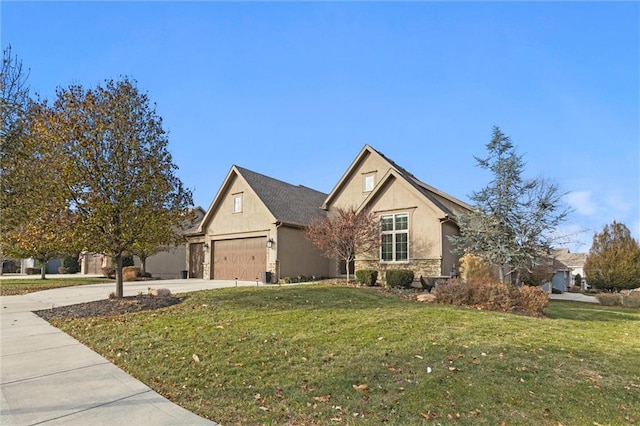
<box><xmin>305</xmin><ymin>206</ymin><xmax>380</xmax><ymax>282</ymax></box>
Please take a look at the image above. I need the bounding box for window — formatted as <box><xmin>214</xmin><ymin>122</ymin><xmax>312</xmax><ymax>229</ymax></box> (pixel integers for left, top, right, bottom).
<box><xmin>363</xmin><ymin>174</ymin><xmax>375</xmax><ymax>192</ymax></box>
<box><xmin>381</xmin><ymin>213</ymin><xmax>408</xmax><ymax>262</ymax></box>
<box><xmin>233</xmin><ymin>193</ymin><xmax>242</xmax><ymax>213</ymax></box>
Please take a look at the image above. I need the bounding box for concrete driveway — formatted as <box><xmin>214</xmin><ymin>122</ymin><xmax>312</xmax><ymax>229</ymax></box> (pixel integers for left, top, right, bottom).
<box><xmin>1</xmin><ymin>277</ymin><xmax>265</xmax><ymax>425</ymax></box>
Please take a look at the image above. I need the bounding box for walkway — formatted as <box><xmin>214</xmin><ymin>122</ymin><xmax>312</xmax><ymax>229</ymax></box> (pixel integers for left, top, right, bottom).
<box><xmin>1</xmin><ymin>278</ymin><xmax>263</xmax><ymax>425</ymax></box>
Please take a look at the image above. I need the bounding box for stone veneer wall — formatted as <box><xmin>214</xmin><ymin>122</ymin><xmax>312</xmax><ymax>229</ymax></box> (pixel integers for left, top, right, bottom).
<box><xmin>356</xmin><ymin>259</ymin><xmax>441</xmax><ymax>285</ymax></box>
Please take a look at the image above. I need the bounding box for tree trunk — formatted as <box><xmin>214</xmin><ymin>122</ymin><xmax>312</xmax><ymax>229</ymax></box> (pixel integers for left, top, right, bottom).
<box><xmin>140</xmin><ymin>255</ymin><xmax>147</xmax><ymax>275</ymax></box>
<box><xmin>39</xmin><ymin>258</ymin><xmax>47</xmax><ymax>280</ymax></box>
<box><xmin>498</xmin><ymin>264</ymin><xmax>505</xmax><ymax>283</ymax></box>
<box><xmin>115</xmin><ymin>254</ymin><xmax>124</xmax><ymax>298</ymax></box>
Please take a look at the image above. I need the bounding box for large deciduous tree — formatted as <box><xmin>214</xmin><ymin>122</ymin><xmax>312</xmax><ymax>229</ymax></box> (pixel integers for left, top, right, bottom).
<box><xmin>1</xmin><ymin>47</ymin><xmax>78</xmax><ymax>277</ymax></box>
<box><xmin>583</xmin><ymin>221</ymin><xmax>640</xmax><ymax>291</ymax></box>
<box><xmin>305</xmin><ymin>206</ymin><xmax>380</xmax><ymax>282</ymax></box>
<box><xmin>51</xmin><ymin>77</ymin><xmax>193</xmax><ymax>297</ymax></box>
<box><xmin>450</xmin><ymin>126</ymin><xmax>569</xmax><ymax>285</ymax></box>
<box><xmin>1</xmin><ymin>101</ymin><xmax>78</xmax><ymax>278</ymax></box>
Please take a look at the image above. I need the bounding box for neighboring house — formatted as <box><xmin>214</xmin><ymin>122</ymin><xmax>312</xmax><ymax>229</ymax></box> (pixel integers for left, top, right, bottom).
<box><xmin>187</xmin><ymin>145</ymin><xmax>471</xmax><ymax>283</ymax></box>
<box><xmin>544</xmin><ymin>248</ymin><xmax>588</xmax><ymax>292</ymax></box>
<box><xmin>322</xmin><ymin>145</ymin><xmax>472</xmax><ymax>281</ymax></box>
<box><xmin>185</xmin><ymin>166</ymin><xmax>330</xmax><ymax>281</ymax></box>
<box><xmin>78</xmin><ymin>207</ymin><xmax>206</xmax><ymax>278</ymax></box>
<box><xmin>132</xmin><ymin>206</ymin><xmax>207</xmax><ymax>279</ymax></box>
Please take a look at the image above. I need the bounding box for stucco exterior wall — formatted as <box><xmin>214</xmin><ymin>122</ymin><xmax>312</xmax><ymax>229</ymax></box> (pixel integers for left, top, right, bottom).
<box><xmin>134</xmin><ymin>246</ymin><xmax>186</xmax><ymax>279</ymax></box>
<box><xmin>328</xmin><ymin>151</ymin><xmax>392</xmax><ymax>211</ymax></box>
<box><xmin>276</xmin><ymin>226</ymin><xmax>330</xmax><ymax>279</ymax></box>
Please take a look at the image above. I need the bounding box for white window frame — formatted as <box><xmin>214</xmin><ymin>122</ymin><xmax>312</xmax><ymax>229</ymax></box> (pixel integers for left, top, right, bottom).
<box><xmin>233</xmin><ymin>193</ymin><xmax>243</xmax><ymax>213</ymax></box>
<box><xmin>380</xmin><ymin>213</ymin><xmax>409</xmax><ymax>262</ymax></box>
<box><xmin>364</xmin><ymin>174</ymin><xmax>375</xmax><ymax>192</ymax></box>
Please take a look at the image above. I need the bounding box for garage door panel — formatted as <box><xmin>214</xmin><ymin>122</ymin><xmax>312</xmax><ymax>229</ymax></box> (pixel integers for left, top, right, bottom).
<box><xmin>213</xmin><ymin>238</ymin><xmax>266</xmax><ymax>280</ymax></box>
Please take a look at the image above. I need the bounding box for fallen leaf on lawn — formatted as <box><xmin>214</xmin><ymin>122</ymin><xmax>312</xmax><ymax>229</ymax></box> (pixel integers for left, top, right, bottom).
<box><xmin>448</xmin><ymin>367</ymin><xmax>457</xmax><ymax>371</ymax></box>
<box><xmin>215</xmin><ymin>325</ymin><xmax>224</xmax><ymax>329</ymax></box>
<box><xmin>254</xmin><ymin>393</ymin><xmax>262</xmax><ymax>400</ymax></box>
<box><xmin>414</xmin><ymin>355</ymin><xmax>423</xmax><ymax>359</ymax></box>
<box><xmin>192</xmin><ymin>354</ymin><xmax>200</xmax><ymax>363</ymax></box>
<box><xmin>314</xmin><ymin>395</ymin><xmax>330</xmax><ymax>402</ymax></box>
<box><xmin>259</xmin><ymin>406</ymin><xmax>269</xmax><ymax>411</ymax></box>
<box><xmin>352</xmin><ymin>384</ymin><xmax>369</xmax><ymax>391</ymax></box>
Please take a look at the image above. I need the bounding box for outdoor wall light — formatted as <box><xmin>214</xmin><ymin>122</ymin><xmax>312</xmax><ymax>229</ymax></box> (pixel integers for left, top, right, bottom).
<box><xmin>202</xmin><ymin>242</ymin><xmax>209</xmax><ymax>251</ymax></box>
<box><xmin>266</xmin><ymin>238</ymin><xmax>275</xmax><ymax>249</ymax></box>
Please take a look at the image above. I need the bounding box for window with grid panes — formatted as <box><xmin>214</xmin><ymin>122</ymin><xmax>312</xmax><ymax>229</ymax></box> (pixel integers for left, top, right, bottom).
<box><xmin>381</xmin><ymin>213</ymin><xmax>408</xmax><ymax>262</ymax></box>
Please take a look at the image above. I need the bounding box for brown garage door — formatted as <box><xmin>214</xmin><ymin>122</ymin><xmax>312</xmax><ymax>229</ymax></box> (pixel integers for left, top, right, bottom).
<box><xmin>213</xmin><ymin>237</ymin><xmax>266</xmax><ymax>281</ymax></box>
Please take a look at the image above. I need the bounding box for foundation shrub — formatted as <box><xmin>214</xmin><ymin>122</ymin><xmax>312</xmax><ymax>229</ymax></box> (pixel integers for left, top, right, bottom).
<box><xmin>355</xmin><ymin>270</ymin><xmax>378</xmax><ymax>286</ymax></box>
<box><xmin>122</xmin><ymin>266</ymin><xmax>140</xmax><ymax>282</ymax></box>
<box><xmin>385</xmin><ymin>270</ymin><xmax>414</xmax><ymax>288</ymax></box>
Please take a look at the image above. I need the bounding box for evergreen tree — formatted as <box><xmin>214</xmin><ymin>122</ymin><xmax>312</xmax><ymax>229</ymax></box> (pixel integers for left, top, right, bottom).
<box><xmin>584</xmin><ymin>221</ymin><xmax>640</xmax><ymax>291</ymax></box>
<box><xmin>450</xmin><ymin>127</ymin><xmax>569</xmax><ymax>284</ymax></box>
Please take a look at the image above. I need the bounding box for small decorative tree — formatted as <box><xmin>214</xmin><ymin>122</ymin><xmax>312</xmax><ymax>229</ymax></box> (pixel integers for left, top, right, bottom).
<box><xmin>305</xmin><ymin>206</ymin><xmax>380</xmax><ymax>282</ymax></box>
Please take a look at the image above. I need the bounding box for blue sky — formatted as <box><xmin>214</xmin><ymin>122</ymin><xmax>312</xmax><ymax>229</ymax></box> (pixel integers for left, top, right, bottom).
<box><xmin>3</xmin><ymin>1</ymin><xmax>638</xmax><ymax>252</ymax></box>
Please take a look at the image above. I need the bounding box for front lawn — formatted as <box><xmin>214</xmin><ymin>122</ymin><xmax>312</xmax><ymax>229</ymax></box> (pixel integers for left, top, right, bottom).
<box><xmin>51</xmin><ymin>285</ymin><xmax>640</xmax><ymax>425</ymax></box>
<box><xmin>0</xmin><ymin>277</ymin><xmax>113</xmax><ymax>296</ymax></box>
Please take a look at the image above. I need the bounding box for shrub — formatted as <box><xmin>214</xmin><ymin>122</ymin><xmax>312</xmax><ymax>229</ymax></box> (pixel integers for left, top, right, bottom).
<box><xmin>62</xmin><ymin>255</ymin><xmax>80</xmax><ymax>274</ymax></box>
<box><xmin>434</xmin><ymin>279</ymin><xmax>550</xmax><ymax>317</ymax></box>
<box><xmin>122</xmin><ymin>255</ymin><xmax>135</xmax><ymax>267</ymax></box>
<box><xmin>622</xmin><ymin>292</ymin><xmax>640</xmax><ymax>308</ymax></box>
<box><xmin>597</xmin><ymin>293</ymin><xmax>622</xmax><ymax>306</ymax></box>
<box><xmin>122</xmin><ymin>266</ymin><xmax>140</xmax><ymax>282</ymax></box>
<box><xmin>280</xmin><ymin>275</ymin><xmax>326</xmax><ymax>284</ymax></box>
<box><xmin>386</xmin><ymin>270</ymin><xmax>414</xmax><ymax>288</ymax></box>
<box><xmin>355</xmin><ymin>270</ymin><xmax>378</xmax><ymax>286</ymax></box>
<box><xmin>433</xmin><ymin>280</ymin><xmax>473</xmax><ymax>305</ymax></box>
<box><xmin>512</xmin><ymin>285</ymin><xmax>549</xmax><ymax>316</ymax></box>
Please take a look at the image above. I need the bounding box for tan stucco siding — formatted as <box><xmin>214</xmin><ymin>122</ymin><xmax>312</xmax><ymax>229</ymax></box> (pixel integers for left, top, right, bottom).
<box><xmin>134</xmin><ymin>246</ymin><xmax>186</xmax><ymax>279</ymax></box>
<box><xmin>204</xmin><ymin>175</ymin><xmax>275</xmax><ymax>237</ymax></box>
<box><xmin>276</xmin><ymin>226</ymin><xmax>330</xmax><ymax>279</ymax></box>
<box><xmin>329</xmin><ymin>151</ymin><xmax>392</xmax><ymax>211</ymax></box>
<box><xmin>363</xmin><ymin>176</ymin><xmax>444</xmax><ymax>261</ymax></box>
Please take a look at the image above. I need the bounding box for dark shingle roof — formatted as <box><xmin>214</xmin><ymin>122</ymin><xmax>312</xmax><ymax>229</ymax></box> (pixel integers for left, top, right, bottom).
<box><xmin>236</xmin><ymin>166</ymin><xmax>327</xmax><ymax>227</ymax></box>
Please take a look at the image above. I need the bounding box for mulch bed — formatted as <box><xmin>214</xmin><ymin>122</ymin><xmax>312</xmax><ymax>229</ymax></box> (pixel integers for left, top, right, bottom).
<box><xmin>34</xmin><ymin>295</ymin><xmax>182</xmax><ymax>320</ymax></box>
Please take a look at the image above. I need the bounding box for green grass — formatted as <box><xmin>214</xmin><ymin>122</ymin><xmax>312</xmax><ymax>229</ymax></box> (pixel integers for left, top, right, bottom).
<box><xmin>0</xmin><ymin>277</ymin><xmax>113</xmax><ymax>295</ymax></box>
<box><xmin>51</xmin><ymin>285</ymin><xmax>640</xmax><ymax>425</ymax></box>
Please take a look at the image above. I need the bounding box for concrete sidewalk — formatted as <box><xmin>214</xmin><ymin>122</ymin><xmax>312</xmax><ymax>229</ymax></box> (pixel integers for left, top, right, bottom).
<box><xmin>1</xmin><ymin>279</ymin><xmax>265</xmax><ymax>425</ymax></box>
<box><xmin>549</xmin><ymin>292</ymin><xmax>599</xmax><ymax>303</ymax></box>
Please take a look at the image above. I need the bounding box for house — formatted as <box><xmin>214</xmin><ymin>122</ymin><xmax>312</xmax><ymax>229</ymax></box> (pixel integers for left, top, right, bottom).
<box><xmin>322</xmin><ymin>145</ymin><xmax>472</xmax><ymax>281</ymax></box>
<box><xmin>132</xmin><ymin>206</ymin><xmax>206</xmax><ymax>279</ymax></box>
<box><xmin>188</xmin><ymin>145</ymin><xmax>471</xmax><ymax>283</ymax></box>
<box><xmin>185</xmin><ymin>166</ymin><xmax>330</xmax><ymax>281</ymax></box>
<box><xmin>78</xmin><ymin>207</ymin><xmax>207</xmax><ymax>278</ymax></box>
<box><xmin>544</xmin><ymin>248</ymin><xmax>588</xmax><ymax>292</ymax></box>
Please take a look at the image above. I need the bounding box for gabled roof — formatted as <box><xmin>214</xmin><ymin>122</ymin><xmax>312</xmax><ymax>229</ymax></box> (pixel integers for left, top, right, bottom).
<box><xmin>235</xmin><ymin>166</ymin><xmax>328</xmax><ymax>227</ymax></box>
<box><xmin>322</xmin><ymin>144</ymin><xmax>471</xmax><ymax>220</ymax></box>
<box><xmin>195</xmin><ymin>166</ymin><xmax>327</xmax><ymax>234</ymax></box>
<box><xmin>553</xmin><ymin>248</ymin><xmax>587</xmax><ymax>268</ymax></box>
